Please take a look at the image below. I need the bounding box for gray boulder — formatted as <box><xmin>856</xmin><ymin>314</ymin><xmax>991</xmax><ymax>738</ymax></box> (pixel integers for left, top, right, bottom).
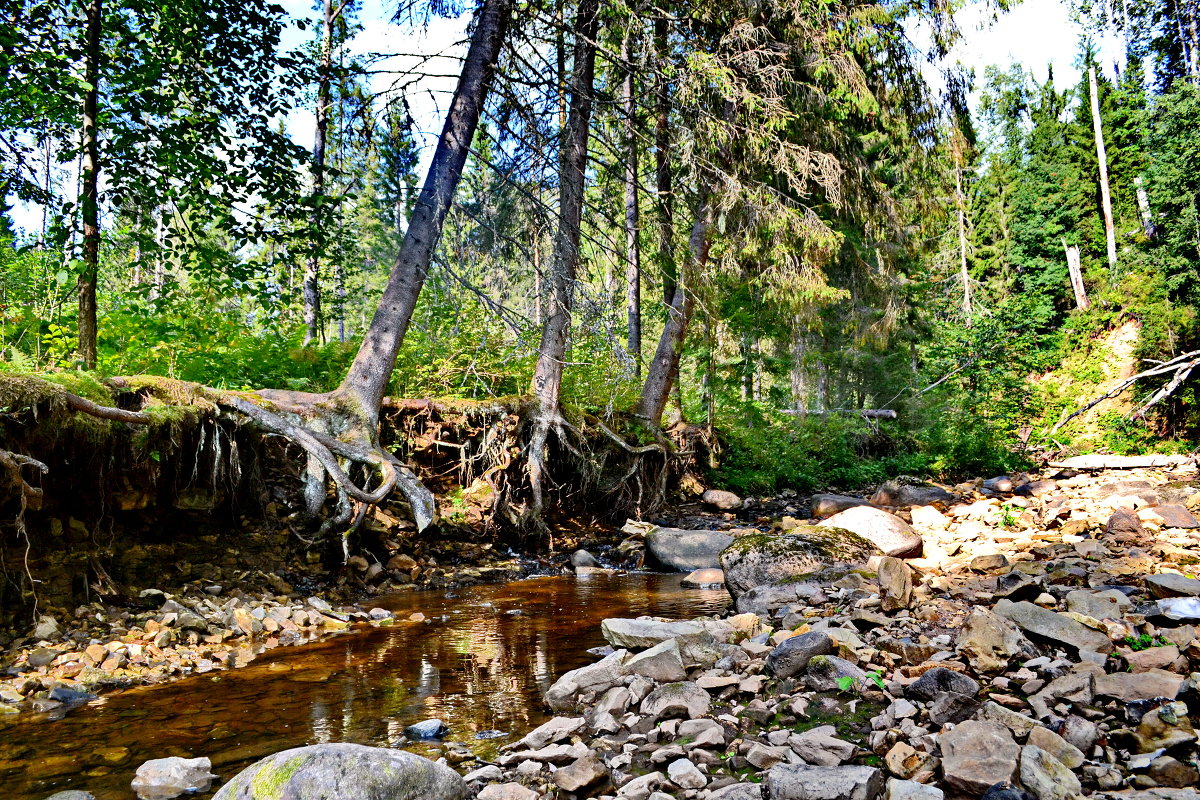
<box><xmin>681</xmin><ymin>568</ymin><xmax>725</xmax><ymax>588</ymax></box>
<box><xmin>767</xmin><ymin>764</ymin><xmax>885</xmax><ymax>800</ymax></box>
<box><xmin>645</xmin><ymin>527</ymin><xmax>735</xmax><ymax>572</ymax></box>
<box><xmin>212</xmin><ymin>743</ymin><xmax>468</xmax><ymax>800</ymax></box>
<box><xmin>708</xmin><ymin>784</ymin><xmax>763</xmax><ymax>800</ymax></box>
<box><xmin>765</xmin><ymin>631</ymin><xmax>835</xmax><ymax>678</ymax></box>
<box><xmin>734</xmin><ymin>580</ymin><xmax>828</xmax><ymax>616</ymax></box>
<box><xmin>804</xmin><ymin>655</ymin><xmax>867</xmax><ymax>692</ymax></box>
<box><xmin>811</xmin><ymin>494</ymin><xmax>871</xmax><ymax>519</ymax></box>
<box><xmin>870</xmin><ymin>479</ymin><xmax>954</xmax><ymax>508</ymax></box>
<box><xmin>957</xmin><ymin>607</ymin><xmax>1037</xmax><ymax>672</ymax></box>
<box><xmin>701</xmin><ymin>489</ymin><xmax>742</xmax><ymax>510</ymax></box>
<box><xmin>132</xmin><ymin>757</ymin><xmax>216</xmax><ymax>800</ymax></box>
<box><xmin>571</xmin><ymin>550</ymin><xmax>599</xmax><ymax>568</ymax></box>
<box><xmin>1146</xmin><ymin>573</ymin><xmax>1200</xmax><ymax>598</ymax></box>
<box><xmin>601</xmin><ymin>618</ymin><xmax>706</xmax><ymax>649</ymax></box>
<box><xmin>404</xmin><ymin>719</ymin><xmax>448</xmax><ymax>739</ymax></box>
<box><xmin>719</xmin><ymin>529</ymin><xmax>879</xmax><ymax>598</ymax></box>
<box><xmin>44</xmin><ymin>793</ymin><xmax>96</xmax><ymax>800</ymax></box>
<box><xmin>822</xmin><ymin>507</ymin><xmax>923</xmax><ymax>559</ymax></box>
<box><xmin>940</xmin><ymin>721</ymin><xmax>1020</xmax><ymax>797</ymax></box>
<box><xmin>877</xmin><ymin>556</ymin><xmax>913</xmax><ymax>610</ymax></box>
<box><xmin>1018</xmin><ymin>745</ymin><xmax>1081</xmax><ymax>800</ymax></box>
<box><xmin>640</xmin><ymin>682</ymin><xmax>711</xmax><ymax>719</ymax></box>
<box><xmin>626</xmin><ymin>639</ymin><xmax>687</xmax><ymax>682</ymax></box>
<box><xmin>544</xmin><ymin>649</ymin><xmax>629</xmax><ymax>711</ymax></box>
<box><xmin>907</xmin><ymin>667</ymin><xmax>979</xmax><ymax>700</ymax></box>
<box><xmin>993</xmin><ymin>599</ymin><xmax>1114</xmax><ymax>654</ymax></box>
<box><xmin>599</xmin><ymin>619</ymin><xmax>723</xmax><ymax>666</ymax></box>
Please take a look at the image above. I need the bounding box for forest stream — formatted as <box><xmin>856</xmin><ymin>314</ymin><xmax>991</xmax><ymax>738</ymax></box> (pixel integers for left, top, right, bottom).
<box><xmin>0</xmin><ymin>572</ymin><xmax>729</xmax><ymax>800</ymax></box>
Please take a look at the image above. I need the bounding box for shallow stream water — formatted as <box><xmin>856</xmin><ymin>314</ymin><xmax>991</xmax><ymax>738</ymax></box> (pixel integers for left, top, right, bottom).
<box><xmin>0</xmin><ymin>573</ymin><xmax>729</xmax><ymax>799</ymax></box>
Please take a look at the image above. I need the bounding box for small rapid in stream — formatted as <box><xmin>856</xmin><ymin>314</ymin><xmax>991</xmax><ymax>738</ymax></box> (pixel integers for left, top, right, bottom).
<box><xmin>0</xmin><ymin>573</ymin><xmax>730</xmax><ymax>799</ymax></box>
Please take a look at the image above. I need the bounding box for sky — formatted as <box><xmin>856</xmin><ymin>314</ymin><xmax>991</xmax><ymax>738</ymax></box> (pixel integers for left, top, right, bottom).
<box><xmin>8</xmin><ymin>0</ymin><xmax>1126</xmax><ymax>237</ymax></box>
<box><xmin>939</xmin><ymin>0</ymin><xmax>1125</xmax><ymax>92</ymax></box>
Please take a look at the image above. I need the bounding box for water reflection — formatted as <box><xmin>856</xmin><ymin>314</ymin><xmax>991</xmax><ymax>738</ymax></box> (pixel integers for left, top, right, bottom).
<box><xmin>0</xmin><ymin>572</ymin><xmax>728</xmax><ymax>799</ymax></box>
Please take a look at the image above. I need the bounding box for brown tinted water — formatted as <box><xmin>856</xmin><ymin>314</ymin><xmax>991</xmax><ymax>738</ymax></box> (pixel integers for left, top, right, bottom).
<box><xmin>0</xmin><ymin>573</ymin><xmax>729</xmax><ymax>799</ymax></box>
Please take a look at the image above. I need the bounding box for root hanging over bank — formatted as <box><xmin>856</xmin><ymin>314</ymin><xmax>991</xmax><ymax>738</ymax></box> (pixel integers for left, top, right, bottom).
<box><xmin>0</xmin><ymin>374</ymin><xmax>436</xmax><ymax>541</ymax></box>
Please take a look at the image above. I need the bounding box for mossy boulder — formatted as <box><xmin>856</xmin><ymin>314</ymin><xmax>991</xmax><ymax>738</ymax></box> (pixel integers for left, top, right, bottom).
<box><xmin>719</xmin><ymin>528</ymin><xmax>880</xmax><ymax>599</ymax></box>
<box><xmin>211</xmin><ymin>743</ymin><xmax>468</xmax><ymax>800</ymax></box>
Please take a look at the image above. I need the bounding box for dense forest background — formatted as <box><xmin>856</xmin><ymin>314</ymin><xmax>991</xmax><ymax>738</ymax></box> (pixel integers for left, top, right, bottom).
<box><xmin>2</xmin><ymin>0</ymin><xmax>1199</xmax><ymax>500</ymax></box>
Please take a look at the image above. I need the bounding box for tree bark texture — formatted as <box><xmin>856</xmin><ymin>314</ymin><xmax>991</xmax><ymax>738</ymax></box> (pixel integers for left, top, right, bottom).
<box><xmin>339</xmin><ymin>0</ymin><xmax>513</xmax><ymax>420</ymax></box>
<box><xmin>530</xmin><ymin>0</ymin><xmax>600</xmax><ymax>416</ymax></box>
<box><xmin>653</xmin><ymin>17</ymin><xmax>675</xmax><ymax>307</ymax></box>
<box><xmin>956</xmin><ymin>167</ymin><xmax>971</xmax><ymax>318</ymax></box>
<box><xmin>77</xmin><ymin>0</ymin><xmax>102</xmax><ymax>369</ymax></box>
<box><xmin>1088</xmin><ymin>66</ymin><xmax>1118</xmax><ymax>272</ymax></box>
<box><xmin>303</xmin><ymin>0</ymin><xmax>337</xmax><ymax>346</ymax></box>
<box><xmin>637</xmin><ymin>199</ymin><xmax>713</xmax><ymax>426</ymax></box>
<box><xmin>622</xmin><ymin>30</ymin><xmax>642</xmax><ymax>376</ymax></box>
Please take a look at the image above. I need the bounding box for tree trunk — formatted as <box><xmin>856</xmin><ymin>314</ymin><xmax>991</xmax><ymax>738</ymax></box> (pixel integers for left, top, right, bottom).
<box><xmin>956</xmin><ymin>166</ymin><xmax>972</xmax><ymax>318</ymax></box>
<box><xmin>622</xmin><ymin>30</ymin><xmax>642</xmax><ymax>376</ymax></box>
<box><xmin>338</xmin><ymin>0</ymin><xmax>513</xmax><ymax>422</ymax></box>
<box><xmin>77</xmin><ymin>0</ymin><xmax>102</xmax><ymax>369</ymax></box>
<box><xmin>1089</xmin><ymin>66</ymin><xmax>1118</xmax><ymax>272</ymax></box>
<box><xmin>653</xmin><ymin>17</ymin><xmax>675</xmax><ymax>306</ymax></box>
<box><xmin>740</xmin><ymin>330</ymin><xmax>754</xmax><ymax>402</ymax></box>
<box><xmin>1134</xmin><ymin>175</ymin><xmax>1156</xmax><ymax>238</ymax></box>
<box><xmin>530</xmin><ymin>0</ymin><xmax>600</xmax><ymax>416</ymax></box>
<box><xmin>303</xmin><ymin>0</ymin><xmax>337</xmax><ymax>346</ymax></box>
<box><xmin>335</xmin><ymin>260</ymin><xmax>347</xmax><ymax>342</ymax></box>
<box><xmin>790</xmin><ymin>331</ymin><xmax>812</xmax><ymax>411</ymax></box>
<box><xmin>1063</xmin><ymin>239</ymin><xmax>1089</xmax><ymax>310</ymax></box>
<box><xmin>637</xmin><ymin>199</ymin><xmax>713</xmax><ymax>426</ymax></box>
<box><xmin>150</xmin><ymin>205</ymin><xmax>165</xmax><ymax>300</ymax></box>
<box><xmin>702</xmin><ymin>311</ymin><xmax>714</xmax><ymax>433</ymax></box>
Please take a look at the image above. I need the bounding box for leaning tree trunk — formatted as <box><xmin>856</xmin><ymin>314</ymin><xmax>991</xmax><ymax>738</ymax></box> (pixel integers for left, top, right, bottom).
<box><xmin>1088</xmin><ymin>66</ymin><xmax>1118</xmax><ymax>272</ymax></box>
<box><xmin>622</xmin><ymin>29</ymin><xmax>642</xmax><ymax>376</ymax></box>
<box><xmin>636</xmin><ymin>199</ymin><xmax>713</xmax><ymax>426</ymax></box>
<box><xmin>529</xmin><ymin>0</ymin><xmax>600</xmax><ymax>417</ymax></box>
<box><xmin>17</xmin><ymin>1</ymin><xmax>515</xmax><ymax>541</ymax></box>
<box><xmin>77</xmin><ymin>0</ymin><xmax>102</xmax><ymax>369</ymax></box>
<box><xmin>302</xmin><ymin>0</ymin><xmax>338</xmax><ymax>346</ymax></box>
<box><xmin>338</xmin><ymin>0</ymin><xmax>513</xmax><ymax>424</ymax></box>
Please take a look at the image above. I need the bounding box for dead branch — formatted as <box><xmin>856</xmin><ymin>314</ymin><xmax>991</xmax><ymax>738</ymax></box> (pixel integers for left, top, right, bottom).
<box><xmin>1049</xmin><ymin>349</ymin><xmax>1200</xmax><ymax>435</ymax></box>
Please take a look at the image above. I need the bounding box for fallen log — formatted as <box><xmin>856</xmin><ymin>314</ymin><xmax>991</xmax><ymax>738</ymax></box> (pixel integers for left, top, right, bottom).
<box><xmin>1048</xmin><ymin>454</ymin><xmax>1195</xmax><ymax>471</ymax></box>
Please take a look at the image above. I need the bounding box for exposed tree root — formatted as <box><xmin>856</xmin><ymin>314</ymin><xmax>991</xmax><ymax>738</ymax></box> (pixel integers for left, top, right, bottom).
<box><xmin>0</xmin><ymin>375</ymin><xmax>436</xmax><ymax>543</ymax></box>
<box><xmin>0</xmin><ymin>449</ymin><xmax>48</xmax><ymax>506</ymax></box>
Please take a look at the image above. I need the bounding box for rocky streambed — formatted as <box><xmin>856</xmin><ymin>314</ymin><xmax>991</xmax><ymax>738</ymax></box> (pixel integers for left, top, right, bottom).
<box><xmin>454</xmin><ymin>460</ymin><xmax>1200</xmax><ymax>800</ymax></box>
<box><xmin>8</xmin><ymin>458</ymin><xmax>1200</xmax><ymax>800</ymax></box>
